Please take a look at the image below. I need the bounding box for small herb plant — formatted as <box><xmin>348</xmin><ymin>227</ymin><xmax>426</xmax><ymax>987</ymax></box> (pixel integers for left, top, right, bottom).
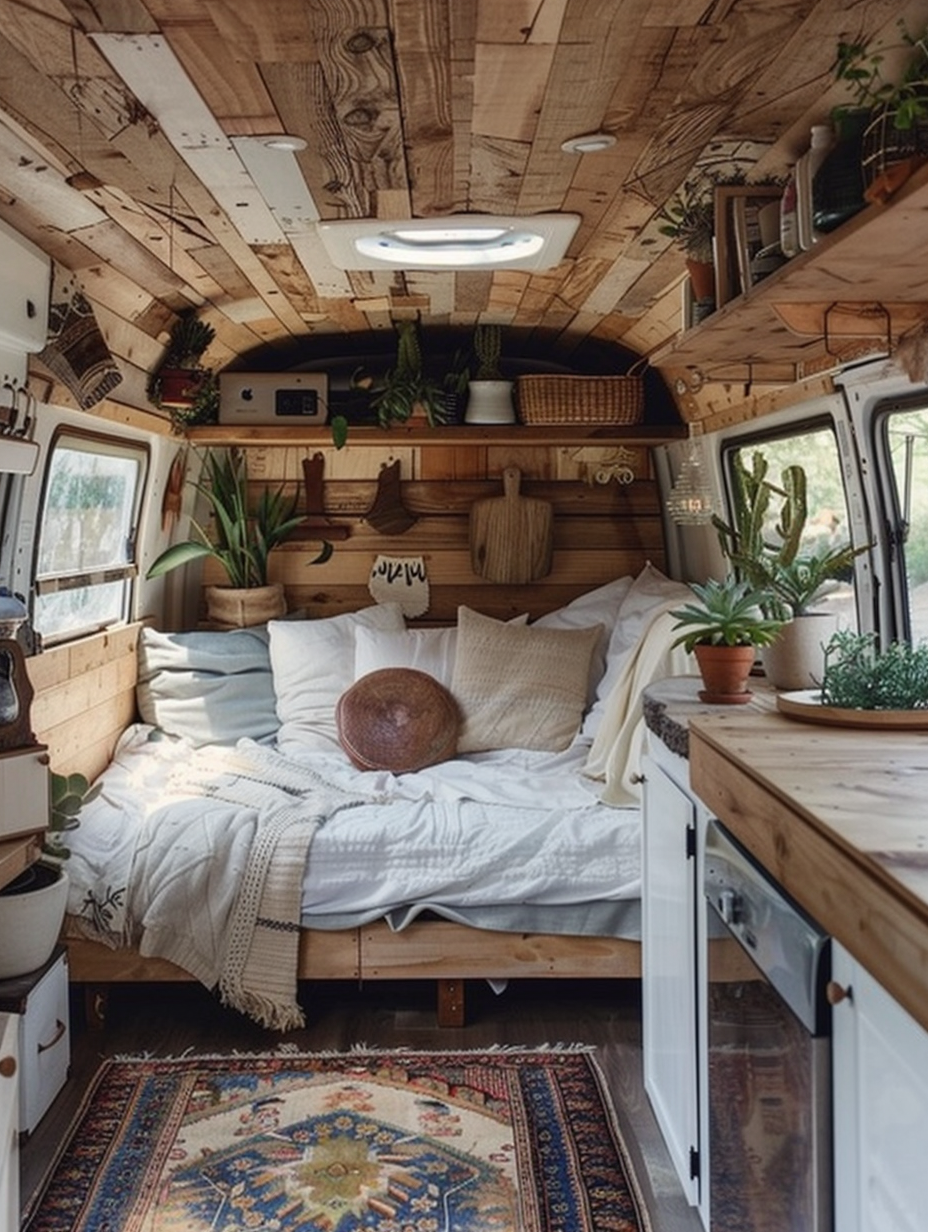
<box><xmin>657</xmin><ymin>181</ymin><xmax>716</xmax><ymax>262</ymax></box>
<box><xmin>820</xmin><ymin>629</ymin><xmax>928</xmax><ymax>710</ymax></box>
<box><xmin>669</xmin><ymin>577</ymin><xmax>784</xmax><ymax>652</ymax></box>
<box><xmin>834</xmin><ymin>22</ymin><xmax>928</xmax><ymax>132</ymax></box>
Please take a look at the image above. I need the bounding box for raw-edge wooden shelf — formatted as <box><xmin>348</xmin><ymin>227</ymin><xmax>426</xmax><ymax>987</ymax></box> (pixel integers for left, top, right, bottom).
<box><xmin>188</xmin><ymin>423</ymin><xmax>688</xmax><ymax>447</ymax></box>
<box><xmin>651</xmin><ymin>161</ymin><xmax>928</xmax><ymax>374</ymax></box>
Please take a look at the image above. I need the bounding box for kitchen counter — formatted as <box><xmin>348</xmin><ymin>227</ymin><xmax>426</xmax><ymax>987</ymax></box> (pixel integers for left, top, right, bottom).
<box><xmin>681</xmin><ymin>693</ymin><xmax>928</xmax><ymax>1035</ymax></box>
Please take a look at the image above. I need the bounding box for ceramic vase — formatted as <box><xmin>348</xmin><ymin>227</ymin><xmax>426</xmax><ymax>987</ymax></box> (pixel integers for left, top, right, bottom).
<box><xmin>464</xmin><ymin>380</ymin><xmax>516</xmax><ymax>424</ymax></box>
<box><xmin>762</xmin><ymin>612</ymin><xmax>839</xmax><ymax>691</ymax></box>
<box><xmin>0</xmin><ymin>863</ymin><xmax>69</xmax><ymax>979</ymax></box>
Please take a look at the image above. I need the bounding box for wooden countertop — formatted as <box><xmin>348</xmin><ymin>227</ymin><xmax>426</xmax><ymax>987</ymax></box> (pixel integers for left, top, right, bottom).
<box><xmin>687</xmin><ymin>704</ymin><xmax>928</xmax><ymax>1035</ymax></box>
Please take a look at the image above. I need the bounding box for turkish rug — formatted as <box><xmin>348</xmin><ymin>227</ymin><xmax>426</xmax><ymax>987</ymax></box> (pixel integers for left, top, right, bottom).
<box><xmin>23</xmin><ymin>1047</ymin><xmax>651</xmax><ymax>1232</ymax></box>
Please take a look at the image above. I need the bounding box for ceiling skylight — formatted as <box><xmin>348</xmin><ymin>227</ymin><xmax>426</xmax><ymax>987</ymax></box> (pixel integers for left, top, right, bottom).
<box><xmin>318</xmin><ymin>215</ymin><xmax>580</xmax><ymax>271</ymax></box>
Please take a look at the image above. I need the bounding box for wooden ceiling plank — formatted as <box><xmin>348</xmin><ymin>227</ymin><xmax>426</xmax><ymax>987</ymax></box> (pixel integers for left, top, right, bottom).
<box><xmin>160</xmin><ymin>22</ymin><xmax>279</xmax><ymax>130</ymax></box>
<box><xmin>392</xmin><ymin>0</ymin><xmax>455</xmax><ymax>217</ymax></box>
<box><xmin>472</xmin><ymin>43</ymin><xmax>554</xmax><ymax>143</ymax></box>
<box><xmin>196</xmin><ymin>0</ymin><xmax>318</xmax><ymax>62</ymax></box>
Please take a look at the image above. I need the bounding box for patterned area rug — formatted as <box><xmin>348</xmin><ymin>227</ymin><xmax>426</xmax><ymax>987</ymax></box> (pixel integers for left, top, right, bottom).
<box><xmin>24</xmin><ymin>1048</ymin><xmax>650</xmax><ymax>1232</ymax></box>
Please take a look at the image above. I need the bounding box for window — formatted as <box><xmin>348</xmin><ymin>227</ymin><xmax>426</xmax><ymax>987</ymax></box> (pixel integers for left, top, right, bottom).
<box><xmin>724</xmin><ymin>422</ymin><xmax>859</xmax><ymax>630</ymax></box>
<box><xmin>33</xmin><ymin>431</ymin><xmax>147</xmax><ymax>642</ymax></box>
<box><xmin>875</xmin><ymin>402</ymin><xmax>928</xmax><ymax>644</ymax></box>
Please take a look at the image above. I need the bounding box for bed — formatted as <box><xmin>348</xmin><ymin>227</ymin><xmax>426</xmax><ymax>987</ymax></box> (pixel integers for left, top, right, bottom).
<box><xmin>63</xmin><ymin>564</ymin><xmax>693</xmax><ymax>1029</ymax></box>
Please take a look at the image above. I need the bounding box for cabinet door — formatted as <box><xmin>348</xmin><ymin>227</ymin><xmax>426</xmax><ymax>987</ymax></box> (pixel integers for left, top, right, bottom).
<box><xmin>0</xmin><ymin>1012</ymin><xmax>18</xmax><ymax>1232</ymax></box>
<box><xmin>642</xmin><ymin>752</ymin><xmax>700</xmax><ymax>1207</ymax></box>
<box><xmin>832</xmin><ymin>942</ymin><xmax>928</xmax><ymax>1232</ymax></box>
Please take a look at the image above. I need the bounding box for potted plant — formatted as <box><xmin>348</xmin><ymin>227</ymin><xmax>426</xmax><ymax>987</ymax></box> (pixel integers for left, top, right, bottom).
<box><xmin>146</xmin><ymin>449</ymin><xmax>332</xmax><ymax>628</ymax></box>
<box><xmin>820</xmin><ymin>629</ymin><xmax>928</xmax><ymax>710</ymax></box>
<box><xmin>0</xmin><ymin>770</ymin><xmax>99</xmax><ymax>980</ymax></box>
<box><xmin>657</xmin><ymin>179</ymin><xmax>717</xmax><ymax>304</ymax></box>
<box><xmin>332</xmin><ymin>320</ymin><xmax>448</xmax><ymax>448</ymax></box>
<box><xmin>669</xmin><ymin>576</ymin><xmax>784</xmax><ymax>703</ymax></box>
<box><xmin>714</xmin><ymin>451</ymin><xmax>868</xmax><ymax>689</ymax></box>
<box><xmin>833</xmin><ymin>21</ymin><xmax>928</xmax><ymax>199</ymax></box>
<box><xmin>465</xmin><ymin>323</ymin><xmax>516</xmax><ymax>424</ymax></box>
<box><xmin>146</xmin><ymin>313</ymin><xmax>217</xmax><ymax>411</ymax></box>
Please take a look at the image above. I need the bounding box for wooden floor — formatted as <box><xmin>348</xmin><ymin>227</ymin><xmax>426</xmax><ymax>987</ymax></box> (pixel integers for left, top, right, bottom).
<box><xmin>20</xmin><ymin>977</ymin><xmax>704</xmax><ymax>1232</ymax></box>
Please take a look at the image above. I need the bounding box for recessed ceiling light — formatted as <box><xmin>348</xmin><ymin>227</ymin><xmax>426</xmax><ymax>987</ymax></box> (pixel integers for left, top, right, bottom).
<box><xmin>259</xmin><ymin>134</ymin><xmax>307</xmax><ymax>152</ymax></box>
<box><xmin>317</xmin><ymin>214</ymin><xmax>581</xmax><ymax>271</ymax></box>
<box><xmin>560</xmin><ymin>132</ymin><xmax>616</xmax><ymax>154</ymax></box>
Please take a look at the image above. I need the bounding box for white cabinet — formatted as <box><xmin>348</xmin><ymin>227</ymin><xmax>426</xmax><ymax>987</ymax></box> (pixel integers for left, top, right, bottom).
<box><xmin>0</xmin><ymin>1011</ymin><xmax>18</xmax><ymax>1231</ymax></box>
<box><xmin>0</xmin><ymin>946</ymin><xmax>70</xmax><ymax>1136</ymax></box>
<box><xmin>832</xmin><ymin>941</ymin><xmax>928</xmax><ymax>1232</ymax></box>
<box><xmin>641</xmin><ymin>742</ymin><xmax>711</xmax><ymax>1219</ymax></box>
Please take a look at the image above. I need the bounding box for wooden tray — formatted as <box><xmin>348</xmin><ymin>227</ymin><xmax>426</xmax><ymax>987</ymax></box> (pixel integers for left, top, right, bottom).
<box><xmin>776</xmin><ymin>689</ymin><xmax>928</xmax><ymax>729</ymax></box>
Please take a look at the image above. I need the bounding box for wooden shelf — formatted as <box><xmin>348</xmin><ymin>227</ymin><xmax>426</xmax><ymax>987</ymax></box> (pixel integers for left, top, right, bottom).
<box><xmin>188</xmin><ymin>423</ymin><xmax>687</xmax><ymax>448</ymax></box>
<box><xmin>0</xmin><ymin>834</ymin><xmax>42</xmax><ymax>893</ymax></box>
<box><xmin>651</xmin><ymin>161</ymin><xmax>928</xmax><ymax>376</ymax></box>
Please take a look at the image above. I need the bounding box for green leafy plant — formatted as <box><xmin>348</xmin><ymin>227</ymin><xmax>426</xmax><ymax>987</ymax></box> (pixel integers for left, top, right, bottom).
<box><xmin>834</xmin><ymin>22</ymin><xmax>928</xmax><ymax>132</ymax></box>
<box><xmin>146</xmin><ymin>449</ymin><xmax>331</xmax><ymax>588</ymax></box>
<box><xmin>820</xmin><ymin>629</ymin><xmax>928</xmax><ymax>709</ymax></box>
<box><xmin>657</xmin><ymin>181</ymin><xmax>716</xmax><ymax>262</ymax></box>
<box><xmin>44</xmin><ymin>770</ymin><xmax>101</xmax><ymax>861</ymax></box>
<box><xmin>165</xmin><ymin>370</ymin><xmax>220</xmax><ymax>432</ymax></box>
<box><xmin>669</xmin><ymin>576</ymin><xmax>784</xmax><ymax>652</ymax></box>
<box><xmin>332</xmin><ymin>320</ymin><xmax>448</xmax><ymax>448</ymax></box>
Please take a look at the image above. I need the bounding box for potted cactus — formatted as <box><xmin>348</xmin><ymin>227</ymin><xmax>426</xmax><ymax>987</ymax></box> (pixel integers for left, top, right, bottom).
<box><xmin>465</xmin><ymin>323</ymin><xmax>515</xmax><ymax>424</ymax></box>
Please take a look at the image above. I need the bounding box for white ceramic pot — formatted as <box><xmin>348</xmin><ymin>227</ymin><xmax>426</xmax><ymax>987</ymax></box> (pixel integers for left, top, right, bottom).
<box><xmin>464</xmin><ymin>380</ymin><xmax>516</xmax><ymax>424</ymax></box>
<box><xmin>0</xmin><ymin>862</ymin><xmax>69</xmax><ymax>979</ymax></box>
<box><xmin>762</xmin><ymin>612</ymin><xmax>839</xmax><ymax>691</ymax></box>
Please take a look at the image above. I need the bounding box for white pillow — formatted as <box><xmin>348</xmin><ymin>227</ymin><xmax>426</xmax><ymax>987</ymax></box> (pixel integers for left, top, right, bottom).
<box><xmin>534</xmin><ymin>575</ymin><xmax>633</xmax><ymax>715</ymax></box>
<box><xmin>353</xmin><ymin>614</ymin><xmax>529</xmax><ymax>689</ymax></box>
<box><xmin>583</xmin><ymin>563</ymin><xmax>692</xmax><ymax>738</ymax></box>
<box><xmin>269</xmin><ymin>603</ymin><xmax>406</xmax><ymax>751</ymax></box>
<box><xmin>354</xmin><ymin>625</ymin><xmax>460</xmax><ymax>689</ymax></box>
<box><xmin>452</xmin><ymin>606</ymin><xmax>602</xmax><ymax>753</ymax></box>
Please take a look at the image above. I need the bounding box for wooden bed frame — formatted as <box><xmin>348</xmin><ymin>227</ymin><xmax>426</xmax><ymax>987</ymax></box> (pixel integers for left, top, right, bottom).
<box><xmin>34</xmin><ymin>585</ymin><xmax>647</xmax><ymax>1029</ymax></box>
<box><xmin>66</xmin><ymin>920</ymin><xmax>641</xmax><ymax>1027</ymax></box>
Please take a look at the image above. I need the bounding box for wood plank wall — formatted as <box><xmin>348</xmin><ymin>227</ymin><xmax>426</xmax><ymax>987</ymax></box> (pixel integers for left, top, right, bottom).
<box><xmin>26</xmin><ymin>623</ymin><xmax>141</xmax><ymax>780</ymax></box>
<box><xmin>199</xmin><ymin>439</ymin><xmax>668</xmax><ymax>623</ymax></box>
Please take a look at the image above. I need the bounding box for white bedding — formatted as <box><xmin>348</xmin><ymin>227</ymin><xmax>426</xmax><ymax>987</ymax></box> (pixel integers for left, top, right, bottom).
<box><xmin>67</xmin><ymin>725</ymin><xmax>641</xmax><ymax>935</ymax></box>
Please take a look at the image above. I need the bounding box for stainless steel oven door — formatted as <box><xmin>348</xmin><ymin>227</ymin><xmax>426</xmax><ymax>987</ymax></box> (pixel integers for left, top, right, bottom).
<box><xmin>704</xmin><ymin>818</ymin><xmax>832</xmax><ymax>1232</ymax></box>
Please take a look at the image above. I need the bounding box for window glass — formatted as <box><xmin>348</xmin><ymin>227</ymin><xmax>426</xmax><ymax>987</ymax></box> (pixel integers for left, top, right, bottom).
<box><xmin>880</xmin><ymin>405</ymin><xmax>928</xmax><ymax>644</ymax></box>
<box><xmin>33</xmin><ymin>433</ymin><xmax>147</xmax><ymax>642</ymax></box>
<box><xmin>726</xmin><ymin>424</ymin><xmax>858</xmax><ymax>630</ymax></box>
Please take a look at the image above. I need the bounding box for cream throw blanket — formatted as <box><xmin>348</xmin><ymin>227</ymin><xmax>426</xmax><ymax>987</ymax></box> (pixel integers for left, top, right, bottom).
<box><xmin>584</xmin><ymin>607</ymin><xmax>694</xmax><ymax>805</ymax></box>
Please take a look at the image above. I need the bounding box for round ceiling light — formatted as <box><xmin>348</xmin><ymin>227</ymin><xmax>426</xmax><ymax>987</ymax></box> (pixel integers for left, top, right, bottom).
<box><xmin>560</xmin><ymin>132</ymin><xmax>616</xmax><ymax>154</ymax></box>
<box><xmin>260</xmin><ymin>134</ymin><xmax>307</xmax><ymax>152</ymax></box>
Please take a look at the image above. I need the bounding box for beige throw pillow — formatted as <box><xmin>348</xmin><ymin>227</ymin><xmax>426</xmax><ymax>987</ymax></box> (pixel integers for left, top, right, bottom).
<box><xmin>452</xmin><ymin>606</ymin><xmax>602</xmax><ymax>753</ymax></box>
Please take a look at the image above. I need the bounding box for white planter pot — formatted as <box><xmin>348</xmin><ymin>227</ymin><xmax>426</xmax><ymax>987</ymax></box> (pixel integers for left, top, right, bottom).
<box><xmin>762</xmin><ymin>612</ymin><xmax>839</xmax><ymax>691</ymax></box>
<box><xmin>0</xmin><ymin>863</ymin><xmax>69</xmax><ymax>980</ymax></box>
<box><xmin>464</xmin><ymin>380</ymin><xmax>516</xmax><ymax>424</ymax></box>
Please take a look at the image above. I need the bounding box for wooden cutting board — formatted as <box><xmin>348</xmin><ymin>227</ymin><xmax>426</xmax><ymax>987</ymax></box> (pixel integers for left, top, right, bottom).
<box><xmin>469</xmin><ymin>466</ymin><xmax>553</xmax><ymax>583</ymax></box>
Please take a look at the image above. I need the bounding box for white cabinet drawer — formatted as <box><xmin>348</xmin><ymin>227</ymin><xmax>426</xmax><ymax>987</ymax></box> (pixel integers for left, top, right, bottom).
<box><xmin>0</xmin><ymin>746</ymin><xmax>49</xmax><ymax>842</ymax></box>
<box><xmin>0</xmin><ymin>946</ymin><xmax>70</xmax><ymax>1135</ymax></box>
<box><xmin>0</xmin><ymin>1012</ymin><xmax>19</xmax><ymax>1230</ymax></box>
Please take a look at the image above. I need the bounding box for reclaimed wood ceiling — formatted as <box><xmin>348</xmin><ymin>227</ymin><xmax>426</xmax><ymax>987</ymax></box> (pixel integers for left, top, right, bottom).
<box><xmin>0</xmin><ymin>0</ymin><xmax>920</xmax><ymax>413</ymax></box>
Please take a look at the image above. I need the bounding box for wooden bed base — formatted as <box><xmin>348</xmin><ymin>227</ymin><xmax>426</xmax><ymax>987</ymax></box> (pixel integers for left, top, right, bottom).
<box><xmin>65</xmin><ymin>918</ymin><xmax>641</xmax><ymax>1028</ymax></box>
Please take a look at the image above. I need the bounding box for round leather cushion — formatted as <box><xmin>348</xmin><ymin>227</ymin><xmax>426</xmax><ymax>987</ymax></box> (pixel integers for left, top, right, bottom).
<box><xmin>336</xmin><ymin>667</ymin><xmax>461</xmax><ymax>772</ymax></box>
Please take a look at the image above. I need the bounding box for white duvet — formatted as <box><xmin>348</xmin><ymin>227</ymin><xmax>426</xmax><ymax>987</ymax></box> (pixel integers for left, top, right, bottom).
<box><xmin>67</xmin><ymin>726</ymin><xmax>641</xmax><ymax>942</ymax></box>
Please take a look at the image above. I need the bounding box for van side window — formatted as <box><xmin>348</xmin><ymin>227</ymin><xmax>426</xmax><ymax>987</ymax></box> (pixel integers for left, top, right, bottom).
<box><xmin>726</xmin><ymin>425</ymin><xmax>859</xmax><ymax>631</ymax></box>
<box><xmin>33</xmin><ymin>431</ymin><xmax>147</xmax><ymax>643</ymax></box>
<box><xmin>877</xmin><ymin>405</ymin><xmax>928</xmax><ymax>644</ymax></box>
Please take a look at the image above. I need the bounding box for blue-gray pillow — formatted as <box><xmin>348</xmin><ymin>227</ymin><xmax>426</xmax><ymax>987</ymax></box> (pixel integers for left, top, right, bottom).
<box><xmin>136</xmin><ymin>626</ymin><xmax>278</xmax><ymax>746</ymax></box>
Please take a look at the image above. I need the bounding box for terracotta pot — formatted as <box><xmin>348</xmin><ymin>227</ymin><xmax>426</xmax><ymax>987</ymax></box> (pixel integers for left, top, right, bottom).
<box><xmin>685</xmin><ymin>258</ymin><xmax>715</xmax><ymax>304</ymax></box>
<box><xmin>762</xmin><ymin>612</ymin><xmax>838</xmax><ymax>691</ymax></box>
<box><xmin>156</xmin><ymin>367</ymin><xmax>207</xmax><ymax>408</ymax></box>
<box><xmin>205</xmin><ymin>583</ymin><xmax>287</xmax><ymax>629</ymax></box>
<box><xmin>693</xmin><ymin>643</ymin><xmax>757</xmax><ymax>704</ymax></box>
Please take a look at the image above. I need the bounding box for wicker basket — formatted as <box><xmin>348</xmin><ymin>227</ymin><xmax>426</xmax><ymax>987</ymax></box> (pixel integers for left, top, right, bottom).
<box><xmin>516</xmin><ymin>362</ymin><xmax>646</xmax><ymax>425</ymax></box>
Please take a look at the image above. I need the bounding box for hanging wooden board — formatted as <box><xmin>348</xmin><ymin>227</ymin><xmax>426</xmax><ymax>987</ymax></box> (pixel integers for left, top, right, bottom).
<box><xmin>468</xmin><ymin>466</ymin><xmax>553</xmax><ymax>584</ymax></box>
